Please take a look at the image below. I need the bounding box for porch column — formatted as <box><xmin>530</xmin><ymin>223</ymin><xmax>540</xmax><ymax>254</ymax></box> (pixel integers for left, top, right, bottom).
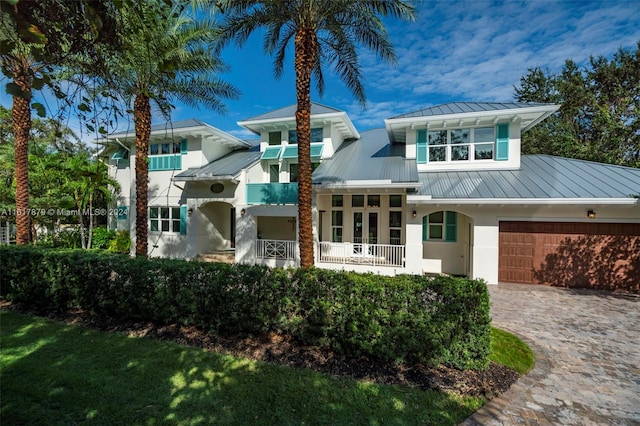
<box><xmin>405</xmin><ymin>212</ymin><xmax>423</xmax><ymax>274</ymax></box>
<box><xmin>472</xmin><ymin>215</ymin><xmax>499</xmax><ymax>284</ymax></box>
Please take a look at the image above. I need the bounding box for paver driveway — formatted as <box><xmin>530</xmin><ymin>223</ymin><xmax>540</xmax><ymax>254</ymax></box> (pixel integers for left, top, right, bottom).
<box><xmin>464</xmin><ymin>283</ymin><xmax>640</xmax><ymax>426</ymax></box>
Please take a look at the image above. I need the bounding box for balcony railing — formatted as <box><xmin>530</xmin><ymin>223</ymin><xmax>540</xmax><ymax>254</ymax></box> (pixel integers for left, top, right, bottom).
<box><xmin>246</xmin><ymin>182</ymin><xmax>298</xmax><ymax>205</ymax></box>
<box><xmin>149</xmin><ymin>154</ymin><xmax>182</xmax><ymax>171</ymax></box>
<box><xmin>319</xmin><ymin>241</ymin><xmax>405</xmax><ymax>267</ymax></box>
<box><xmin>256</xmin><ymin>239</ymin><xmax>298</xmax><ymax>260</ymax></box>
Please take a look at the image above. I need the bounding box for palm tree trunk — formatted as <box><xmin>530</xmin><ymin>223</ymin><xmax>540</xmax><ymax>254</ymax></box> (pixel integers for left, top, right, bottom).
<box><xmin>294</xmin><ymin>28</ymin><xmax>318</xmax><ymax>268</ymax></box>
<box><xmin>134</xmin><ymin>93</ymin><xmax>151</xmax><ymax>257</ymax></box>
<box><xmin>12</xmin><ymin>60</ymin><xmax>32</xmax><ymax>245</ymax></box>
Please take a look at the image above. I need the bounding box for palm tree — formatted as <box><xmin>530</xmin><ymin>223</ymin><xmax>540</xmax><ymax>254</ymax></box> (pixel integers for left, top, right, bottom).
<box><xmin>215</xmin><ymin>0</ymin><xmax>415</xmax><ymax>267</ymax></box>
<box><xmin>0</xmin><ymin>0</ymin><xmax>119</xmax><ymax>244</ymax></box>
<box><xmin>105</xmin><ymin>1</ymin><xmax>238</xmax><ymax>256</ymax></box>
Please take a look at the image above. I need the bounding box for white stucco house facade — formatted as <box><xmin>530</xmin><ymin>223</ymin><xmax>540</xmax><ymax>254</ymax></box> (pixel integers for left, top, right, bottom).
<box><xmin>102</xmin><ymin>102</ymin><xmax>640</xmax><ymax>291</ymax></box>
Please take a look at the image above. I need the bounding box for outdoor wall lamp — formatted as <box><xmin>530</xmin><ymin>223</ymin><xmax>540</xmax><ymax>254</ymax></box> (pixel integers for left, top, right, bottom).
<box><xmin>412</xmin><ymin>210</ymin><xmax>417</xmax><ymax>219</ymax></box>
<box><xmin>240</xmin><ymin>208</ymin><xmax>246</xmax><ymax>217</ymax></box>
<box><xmin>188</xmin><ymin>208</ymin><xmax>193</xmax><ymax>215</ymax></box>
<box><xmin>587</xmin><ymin>210</ymin><xmax>596</xmax><ymax>219</ymax></box>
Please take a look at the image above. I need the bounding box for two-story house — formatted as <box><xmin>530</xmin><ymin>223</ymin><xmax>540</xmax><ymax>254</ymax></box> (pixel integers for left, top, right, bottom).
<box><xmin>103</xmin><ymin>101</ymin><xmax>640</xmax><ymax>290</ymax></box>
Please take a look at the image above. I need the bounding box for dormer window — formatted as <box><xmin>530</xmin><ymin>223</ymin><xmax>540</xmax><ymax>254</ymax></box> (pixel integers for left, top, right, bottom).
<box><xmin>268</xmin><ymin>131</ymin><xmax>281</xmax><ymax>145</ymax></box>
<box><xmin>288</xmin><ymin>128</ymin><xmax>324</xmax><ymax>143</ymax></box>
<box><xmin>417</xmin><ymin>124</ymin><xmax>508</xmax><ymax>163</ymax></box>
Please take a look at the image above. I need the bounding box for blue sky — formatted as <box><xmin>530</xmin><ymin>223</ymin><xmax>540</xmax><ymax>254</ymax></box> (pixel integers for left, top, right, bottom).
<box><xmin>2</xmin><ymin>0</ymin><xmax>639</xmax><ymax>141</ymax></box>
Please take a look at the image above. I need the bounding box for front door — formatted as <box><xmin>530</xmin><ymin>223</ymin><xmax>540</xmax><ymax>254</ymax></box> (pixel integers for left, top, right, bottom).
<box><xmin>352</xmin><ymin>211</ymin><xmax>378</xmax><ymax>255</ymax></box>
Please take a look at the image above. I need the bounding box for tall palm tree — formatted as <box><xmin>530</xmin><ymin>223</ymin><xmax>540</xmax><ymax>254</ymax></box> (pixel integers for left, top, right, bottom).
<box><xmin>106</xmin><ymin>1</ymin><xmax>238</xmax><ymax>256</ymax></box>
<box><xmin>1</xmin><ymin>0</ymin><xmax>119</xmax><ymax>244</ymax></box>
<box><xmin>215</xmin><ymin>0</ymin><xmax>415</xmax><ymax>267</ymax></box>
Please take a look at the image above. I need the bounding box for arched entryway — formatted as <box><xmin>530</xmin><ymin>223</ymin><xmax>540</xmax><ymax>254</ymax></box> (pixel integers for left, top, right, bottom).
<box><xmin>421</xmin><ymin>210</ymin><xmax>473</xmax><ymax>276</ymax></box>
<box><xmin>195</xmin><ymin>201</ymin><xmax>235</xmax><ymax>253</ymax></box>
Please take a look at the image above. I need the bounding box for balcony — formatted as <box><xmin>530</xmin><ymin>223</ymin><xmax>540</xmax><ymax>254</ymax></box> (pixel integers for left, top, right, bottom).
<box><xmin>246</xmin><ymin>182</ymin><xmax>298</xmax><ymax>205</ymax></box>
<box><xmin>149</xmin><ymin>154</ymin><xmax>182</xmax><ymax>171</ymax></box>
<box><xmin>256</xmin><ymin>239</ymin><xmax>298</xmax><ymax>261</ymax></box>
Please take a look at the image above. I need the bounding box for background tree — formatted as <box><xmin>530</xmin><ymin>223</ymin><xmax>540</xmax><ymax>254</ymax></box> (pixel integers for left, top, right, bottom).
<box><xmin>515</xmin><ymin>42</ymin><xmax>640</xmax><ymax>168</ymax></box>
<box><xmin>215</xmin><ymin>0</ymin><xmax>416</xmax><ymax>267</ymax></box>
<box><xmin>100</xmin><ymin>0</ymin><xmax>238</xmax><ymax>257</ymax></box>
<box><xmin>0</xmin><ymin>0</ymin><xmax>119</xmax><ymax>244</ymax></box>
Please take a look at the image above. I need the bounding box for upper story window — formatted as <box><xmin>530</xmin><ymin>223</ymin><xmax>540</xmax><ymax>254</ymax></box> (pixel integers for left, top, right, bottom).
<box><xmin>288</xmin><ymin>128</ymin><xmax>323</xmax><ymax>143</ymax></box>
<box><xmin>150</xmin><ymin>142</ymin><xmax>181</xmax><ymax>155</ymax></box>
<box><xmin>268</xmin><ymin>131</ymin><xmax>281</xmax><ymax>145</ymax></box>
<box><xmin>417</xmin><ymin>124</ymin><xmax>508</xmax><ymax>164</ymax></box>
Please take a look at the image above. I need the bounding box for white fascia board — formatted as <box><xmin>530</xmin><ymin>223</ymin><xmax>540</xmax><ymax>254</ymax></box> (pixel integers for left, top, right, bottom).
<box><xmin>109</xmin><ymin>124</ymin><xmax>249</xmax><ymax>148</ymax></box>
<box><xmin>172</xmin><ymin>175</ymin><xmax>238</xmax><ymax>183</ymax></box>
<box><xmin>315</xmin><ymin>180</ymin><xmax>422</xmax><ymax>190</ymax></box>
<box><xmin>385</xmin><ymin>104</ymin><xmax>560</xmax><ymax>129</ymax></box>
<box><xmin>238</xmin><ymin>111</ymin><xmax>360</xmax><ymax>139</ymax></box>
<box><xmin>407</xmin><ymin>196</ymin><xmax>640</xmax><ymax>206</ymax></box>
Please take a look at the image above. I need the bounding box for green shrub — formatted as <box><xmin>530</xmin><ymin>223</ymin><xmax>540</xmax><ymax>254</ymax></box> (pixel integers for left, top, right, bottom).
<box><xmin>92</xmin><ymin>228</ymin><xmax>116</xmax><ymax>249</ymax></box>
<box><xmin>107</xmin><ymin>230</ymin><xmax>131</xmax><ymax>254</ymax></box>
<box><xmin>0</xmin><ymin>245</ymin><xmax>491</xmax><ymax>369</ymax></box>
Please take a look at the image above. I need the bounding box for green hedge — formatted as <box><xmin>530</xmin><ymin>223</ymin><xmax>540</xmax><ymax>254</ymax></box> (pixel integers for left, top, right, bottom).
<box><xmin>0</xmin><ymin>246</ymin><xmax>491</xmax><ymax>369</ymax></box>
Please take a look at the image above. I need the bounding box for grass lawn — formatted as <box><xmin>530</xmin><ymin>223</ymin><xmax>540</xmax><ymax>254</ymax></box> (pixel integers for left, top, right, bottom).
<box><xmin>0</xmin><ymin>310</ymin><xmax>531</xmax><ymax>425</ymax></box>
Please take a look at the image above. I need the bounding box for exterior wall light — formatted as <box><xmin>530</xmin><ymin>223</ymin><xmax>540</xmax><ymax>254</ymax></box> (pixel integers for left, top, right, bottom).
<box><xmin>240</xmin><ymin>209</ymin><xmax>246</xmax><ymax>217</ymax></box>
<box><xmin>587</xmin><ymin>210</ymin><xmax>596</xmax><ymax>219</ymax></box>
<box><xmin>412</xmin><ymin>210</ymin><xmax>417</xmax><ymax>219</ymax></box>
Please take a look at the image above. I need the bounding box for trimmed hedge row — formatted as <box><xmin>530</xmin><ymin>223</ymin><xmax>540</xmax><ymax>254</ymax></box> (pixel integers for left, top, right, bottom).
<box><xmin>0</xmin><ymin>245</ymin><xmax>491</xmax><ymax>369</ymax></box>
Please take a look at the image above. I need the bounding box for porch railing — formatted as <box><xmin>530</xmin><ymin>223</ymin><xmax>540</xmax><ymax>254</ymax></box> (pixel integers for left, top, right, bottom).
<box><xmin>256</xmin><ymin>239</ymin><xmax>298</xmax><ymax>260</ymax></box>
<box><xmin>318</xmin><ymin>241</ymin><xmax>405</xmax><ymax>267</ymax></box>
<box><xmin>0</xmin><ymin>222</ymin><xmax>9</xmax><ymax>244</ymax></box>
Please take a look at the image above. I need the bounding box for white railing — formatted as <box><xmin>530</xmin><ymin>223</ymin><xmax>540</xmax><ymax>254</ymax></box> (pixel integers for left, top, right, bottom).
<box><xmin>256</xmin><ymin>239</ymin><xmax>298</xmax><ymax>260</ymax></box>
<box><xmin>319</xmin><ymin>241</ymin><xmax>405</xmax><ymax>267</ymax></box>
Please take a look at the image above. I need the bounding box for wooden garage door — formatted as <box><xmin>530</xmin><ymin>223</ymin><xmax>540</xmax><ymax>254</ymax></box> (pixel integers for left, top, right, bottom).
<box><xmin>499</xmin><ymin>221</ymin><xmax>640</xmax><ymax>293</ymax></box>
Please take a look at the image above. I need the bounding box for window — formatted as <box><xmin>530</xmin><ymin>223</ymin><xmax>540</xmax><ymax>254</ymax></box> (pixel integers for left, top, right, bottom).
<box><xmin>389</xmin><ymin>211</ymin><xmax>402</xmax><ymax>245</ymax></box>
<box><xmin>150</xmin><ymin>206</ymin><xmax>186</xmax><ymax>235</ymax></box>
<box><xmin>268</xmin><ymin>131</ymin><xmax>281</xmax><ymax>145</ymax></box>
<box><xmin>269</xmin><ymin>164</ymin><xmax>279</xmax><ymax>183</ymax></box>
<box><xmin>428</xmin><ymin>130</ymin><xmax>447</xmax><ymax>162</ymax></box>
<box><xmin>150</xmin><ymin>142</ymin><xmax>180</xmax><ymax>155</ymax></box>
<box><xmin>474</xmin><ymin>127</ymin><xmax>495</xmax><ymax>160</ymax></box>
<box><xmin>288</xmin><ymin>128</ymin><xmax>323</xmax><ymax>143</ymax></box>
<box><xmin>389</xmin><ymin>195</ymin><xmax>402</xmax><ymax>208</ymax></box>
<box><xmin>352</xmin><ymin>195</ymin><xmax>364</xmax><ymax>208</ymax></box>
<box><xmin>416</xmin><ymin>125</ymin><xmax>506</xmax><ymax>163</ymax></box>
<box><xmin>422</xmin><ymin>211</ymin><xmax>457</xmax><ymax>242</ymax></box>
<box><xmin>289</xmin><ymin>164</ymin><xmax>299</xmax><ymax>183</ymax></box>
<box><xmin>367</xmin><ymin>195</ymin><xmax>380</xmax><ymax>207</ymax></box>
<box><xmin>331</xmin><ymin>195</ymin><xmax>343</xmax><ymax>207</ymax></box>
<box><xmin>331</xmin><ymin>210</ymin><xmax>343</xmax><ymax>242</ymax></box>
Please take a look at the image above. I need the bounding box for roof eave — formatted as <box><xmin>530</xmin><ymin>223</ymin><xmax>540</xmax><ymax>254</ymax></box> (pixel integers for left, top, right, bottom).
<box><xmin>407</xmin><ymin>196</ymin><xmax>640</xmax><ymax>205</ymax></box>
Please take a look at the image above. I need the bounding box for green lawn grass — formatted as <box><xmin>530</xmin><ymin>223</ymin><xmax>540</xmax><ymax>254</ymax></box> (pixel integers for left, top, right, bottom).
<box><xmin>489</xmin><ymin>327</ymin><xmax>535</xmax><ymax>375</ymax></box>
<box><xmin>1</xmin><ymin>310</ymin><xmax>486</xmax><ymax>425</ymax></box>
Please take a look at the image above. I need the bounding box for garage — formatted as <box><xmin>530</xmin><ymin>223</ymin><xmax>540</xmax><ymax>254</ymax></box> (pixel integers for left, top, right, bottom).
<box><xmin>499</xmin><ymin>221</ymin><xmax>640</xmax><ymax>292</ymax></box>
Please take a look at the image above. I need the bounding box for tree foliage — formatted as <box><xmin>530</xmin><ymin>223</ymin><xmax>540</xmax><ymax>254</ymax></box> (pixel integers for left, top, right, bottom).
<box><xmin>214</xmin><ymin>0</ymin><xmax>416</xmax><ymax>267</ymax></box>
<box><xmin>515</xmin><ymin>42</ymin><xmax>640</xmax><ymax>168</ymax></box>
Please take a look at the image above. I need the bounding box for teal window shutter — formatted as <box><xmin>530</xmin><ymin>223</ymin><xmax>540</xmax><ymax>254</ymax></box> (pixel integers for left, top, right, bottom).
<box><xmin>180</xmin><ymin>205</ymin><xmax>188</xmax><ymax>235</ymax></box>
<box><xmin>180</xmin><ymin>138</ymin><xmax>188</xmax><ymax>154</ymax></box>
<box><xmin>445</xmin><ymin>211</ymin><xmax>457</xmax><ymax>242</ymax></box>
<box><xmin>496</xmin><ymin>123</ymin><xmax>509</xmax><ymax>161</ymax></box>
<box><xmin>422</xmin><ymin>215</ymin><xmax>428</xmax><ymax>241</ymax></box>
<box><xmin>417</xmin><ymin>130</ymin><xmax>427</xmax><ymax>164</ymax></box>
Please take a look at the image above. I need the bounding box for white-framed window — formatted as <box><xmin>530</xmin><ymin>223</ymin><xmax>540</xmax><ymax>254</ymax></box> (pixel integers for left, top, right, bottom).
<box><xmin>331</xmin><ymin>195</ymin><xmax>343</xmax><ymax>242</ymax></box>
<box><xmin>389</xmin><ymin>211</ymin><xmax>402</xmax><ymax>245</ymax></box>
<box><xmin>417</xmin><ymin>125</ymin><xmax>505</xmax><ymax>163</ymax></box>
<box><xmin>288</xmin><ymin>128</ymin><xmax>324</xmax><ymax>143</ymax></box>
<box><xmin>149</xmin><ymin>206</ymin><xmax>186</xmax><ymax>235</ymax></box>
<box><xmin>422</xmin><ymin>211</ymin><xmax>457</xmax><ymax>242</ymax></box>
<box><xmin>150</xmin><ymin>142</ymin><xmax>180</xmax><ymax>156</ymax></box>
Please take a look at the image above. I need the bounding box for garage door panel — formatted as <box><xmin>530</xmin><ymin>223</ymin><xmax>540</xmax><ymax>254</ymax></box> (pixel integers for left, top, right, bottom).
<box><xmin>499</xmin><ymin>221</ymin><xmax>640</xmax><ymax>293</ymax></box>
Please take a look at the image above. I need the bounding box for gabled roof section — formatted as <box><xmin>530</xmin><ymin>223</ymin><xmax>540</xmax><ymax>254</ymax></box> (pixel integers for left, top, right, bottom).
<box><xmin>173</xmin><ymin>144</ymin><xmax>261</xmax><ymax>182</ymax></box>
<box><xmin>238</xmin><ymin>102</ymin><xmax>360</xmax><ymax>140</ymax></box>
<box><xmin>313</xmin><ymin>128</ymin><xmax>419</xmax><ymax>189</ymax></box>
<box><xmin>412</xmin><ymin>155</ymin><xmax>640</xmax><ymax>204</ymax></box>
<box><xmin>105</xmin><ymin>119</ymin><xmax>251</xmax><ymax>150</ymax></box>
<box><xmin>385</xmin><ymin>102</ymin><xmax>559</xmax><ymax>143</ymax></box>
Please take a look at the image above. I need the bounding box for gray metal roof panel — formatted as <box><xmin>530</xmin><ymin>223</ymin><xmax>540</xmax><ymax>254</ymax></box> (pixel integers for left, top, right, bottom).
<box><xmin>390</xmin><ymin>102</ymin><xmax>552</xmax><ymax>119</ymax></box>
<box><xmin>174</xmin><ymin>146</ymin><xmax>260</xmax><ymax>181</ymax></box>
<box><xmin>242</xmin><ymin>102</ymin><xmax>344</xmax><ymax>122</ymax></box>
<box><xmin>417</xmin><ymin>155</ymin><xmax>640</xmax><ymax>199</ymax></box>
<box><xmin>313</xmin><ymin>128</ymin><xmax>418</xmax><ymax>184</ymax></box>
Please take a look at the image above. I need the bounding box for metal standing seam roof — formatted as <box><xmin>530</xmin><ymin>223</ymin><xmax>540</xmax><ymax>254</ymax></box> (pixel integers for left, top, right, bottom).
<box><xmin>312</xmin><ymin>127</ymin><xmax>419</xmax><ymax>185</ymax></box>
<box><xmin>415</xmin><ymin>155</ymin><xmax>640</xmax><ymax>200</ymax></box>
<box><xmin>389</xmin><ymin>102</ymin><xmax>553</xmax><ymax>119</ymax></box>
<box><xmin>173</xmin><ymin>145</ymin><xmax>261</xmax><ymax>181</ymax></box>
<box><xmin>241</xmin><ymin>102</ymin><xmax>344</xmax><ymax>122</ymax></box>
